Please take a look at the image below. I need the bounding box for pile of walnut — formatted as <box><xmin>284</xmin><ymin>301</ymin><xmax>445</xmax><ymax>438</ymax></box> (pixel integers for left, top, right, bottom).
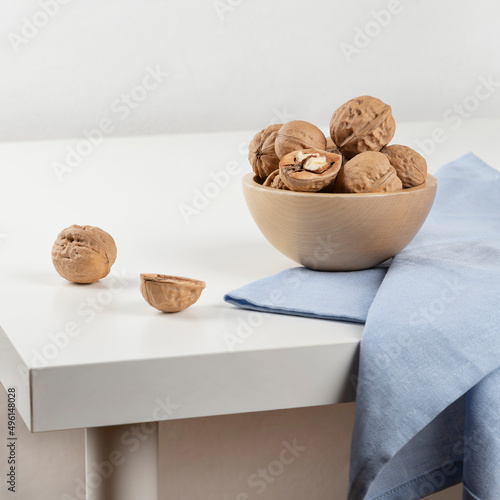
<box><xmin>248</xmin><ymin>95</ymin><xmax>427</xmax><ymax>193</ymax></box>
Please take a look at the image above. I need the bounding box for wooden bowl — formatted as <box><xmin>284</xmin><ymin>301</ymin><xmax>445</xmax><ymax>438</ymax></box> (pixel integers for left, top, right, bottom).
<box><xmin>243</xmin><ymin>172</ymin><xmax>437</xmax><ymax>271</ymax></box>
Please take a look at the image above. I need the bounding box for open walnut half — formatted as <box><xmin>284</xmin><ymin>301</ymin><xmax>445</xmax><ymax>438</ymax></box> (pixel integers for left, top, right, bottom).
<box><xmin>279</xmin><ymin>149</ymin><xmax>342</xmax><ymax>192</ymax></box>
<box><xmin>140</xmin><ymin>274</ymin><xmax>206</xmax><ymax>313</ymax></box>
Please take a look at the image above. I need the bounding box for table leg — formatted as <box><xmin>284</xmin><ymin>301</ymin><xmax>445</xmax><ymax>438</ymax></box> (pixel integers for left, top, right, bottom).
<box><xmin>85</xmin><ymin>422</ymin><xmax>159</xmax><ymax>500</ymax></box>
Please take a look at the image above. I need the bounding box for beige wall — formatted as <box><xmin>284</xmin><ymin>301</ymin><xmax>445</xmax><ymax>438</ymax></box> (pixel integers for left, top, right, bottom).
<box><xmin>0</xmin><ymin>386</ymin><xmax>461</xmax><ymax>499</ymax></box>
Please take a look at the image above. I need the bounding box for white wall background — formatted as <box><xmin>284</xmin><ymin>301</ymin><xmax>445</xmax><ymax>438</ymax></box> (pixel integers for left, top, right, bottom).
<box><xmin>1</xmin><ymin>0</ymin><xmax>500</xmax><ymax>142</ymax></box>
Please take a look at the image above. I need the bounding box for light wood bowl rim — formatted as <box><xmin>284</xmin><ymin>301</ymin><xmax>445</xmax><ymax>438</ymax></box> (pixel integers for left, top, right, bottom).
<box><xmin>243</xmin><ymin>172</ymin><xmax>437</xmax><ymax>198</ymax></box>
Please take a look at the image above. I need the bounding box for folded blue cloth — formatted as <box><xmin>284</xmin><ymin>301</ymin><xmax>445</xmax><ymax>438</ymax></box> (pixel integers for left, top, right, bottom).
<box><xmin>224</xmin><ymin>266</ymin><xmax>387</xmax><ymax>323</ymax></box>
<box><xmin>225</xmin><ymin>153</ymin><xmax>500</xmax><ymax>499</ymax></box>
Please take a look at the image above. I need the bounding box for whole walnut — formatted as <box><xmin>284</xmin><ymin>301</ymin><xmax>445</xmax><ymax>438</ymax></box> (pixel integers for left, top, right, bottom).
<box><xmin>248</xmin><ymin>124</ymin><xmax>283</xmax><ymax>179</ymax></box>
<box><xmin>335</xmin><ymin>151</ymin><xmax>402</xmax><ymax>193</ymax></box>
<box><xmin>52</xmin><ymin>225</ymin><xmax>117</xmax><ymax>284</ymax></box>
<box><xmin>330</xmin><ymin>96</ymin><xmax>396</xmax><ymax>159</ymax></box>
<box><xmin>275</xmin><ymin>120</ymin><xmax>327</xmax><ymax>159</ymax></box>
<box><xmin>263</xmin><ymin>170</ymin><xmax>289</xmax><ymax>190</ymax></box>
<box><xmin>381</xmin><ymin>145</ymin><xmax>427</xmax><ymax>188</ymax></box>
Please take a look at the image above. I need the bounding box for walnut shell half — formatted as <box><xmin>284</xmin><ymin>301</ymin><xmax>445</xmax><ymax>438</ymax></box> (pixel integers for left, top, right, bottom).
<box><xmin>248</xmin><ymin>124</ymin><xmax>283</xmax><ymax>179</ymax></box>
<box><xmin>279</xmin><ymin>149</ymin><xmax>342</xmax><ymax>192</ymax></box>
<box><xmin>330</xmin><ymin>96</ymin><xmax>396</xmax><ymax>159</ymax></box>
<box><xmin>52</xmin><ymin>225</ymin><xmax>117</xmax><ymax>284</ymax></box>
<box><xmin>275</xmin><ymin>120</ymin><xmax>327</xmax><ymax>159</ymax></box>
<box><xmin>381</xmin><ymin>145</ymin><xmax>427</xmax><ymax>188</ymax></box>
<box><xmin>140</xmin><ymin>274</ymin><xmax>206</xmax><ymax>313</ymax></box>
<box><xmin>263</xmin><ymin>170</ymin><xmax>289</xmax><ymax>190</ymax></box>
<box><xmin>335</xmin><ymin>151</ymin><xmax>402</xmax><ymax>193</ymax></box>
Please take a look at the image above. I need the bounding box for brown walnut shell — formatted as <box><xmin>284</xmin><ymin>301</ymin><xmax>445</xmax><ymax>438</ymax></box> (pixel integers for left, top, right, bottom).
<box><xmin>325</xmin><ymin>137</ymin><xmax>347</xmax><ymax>168</ymax></box>
<box><xmin>330</xmin><ymin>96</ymin><xmax>396</xmax><ymax>159</ymax></box>
<box><xmin>381</xmin><ymin>145</ymin><xmax>427</xmax><ymax>188</ymax></box>
<box><xmin>325</xmin><ymin>137</ymin><xmax>338</xmax><ymax>152</ymax></box>
<box><xmin>275</xmin><ymin>120</ymin><xmax>327</xmax><ymax>159</ymax></box>
<box><xmin>335</xmin><ymin>151</ymin><xmax>402</xmax><ymax>193</ymax></box>
<box><xmin>140</xmin><ymin>274</ymin><xmax>206</xmax><ymax>313</ymax></box>
<box><xmin>279</xmin><ymin>149</ymin><xmax>342</xmax><ymax>192</ymax></box>
<box><xmin>248</xmin><ymin>124</ymin><xmax>283</xmax><ymax>179</ymax></box>
<box><xmin>263</xmin><ymin>170</ymin><xmax>289</xmax><ymax>190</ymax></box>
<box><xmin>52</xmin><ymin>225</ymin><xmax>117</xmax><ymax>284</ymax></box>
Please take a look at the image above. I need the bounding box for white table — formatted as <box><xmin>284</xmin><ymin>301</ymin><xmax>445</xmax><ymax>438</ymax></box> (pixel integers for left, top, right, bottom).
<box><xmin>0</xmin><ymin>119</ymin><xmax>498</xmax><ymax>499</ymax></box>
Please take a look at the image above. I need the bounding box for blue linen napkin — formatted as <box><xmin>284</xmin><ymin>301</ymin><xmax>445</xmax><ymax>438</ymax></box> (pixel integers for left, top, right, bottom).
<box><xmin>224</xmin><ymin>153</ymin><xmax>500</xmax><ymax>499</ymax></box>
<box><xmin>224</xmin><ymin>266</ymin><xmax>387</xmax><ymax>323</ymax></box>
